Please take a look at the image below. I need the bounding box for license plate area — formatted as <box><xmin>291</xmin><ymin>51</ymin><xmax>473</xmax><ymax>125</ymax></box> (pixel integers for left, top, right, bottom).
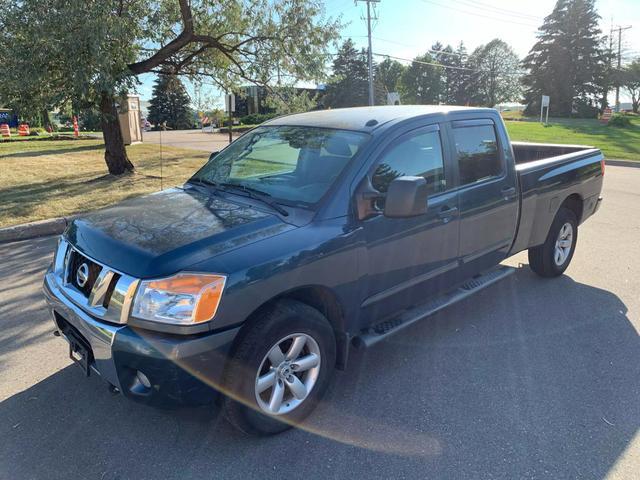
<box><xmin>54</xmin><ymin>312</ymin><xmax>94</xmax><ymax>377</ymax></box>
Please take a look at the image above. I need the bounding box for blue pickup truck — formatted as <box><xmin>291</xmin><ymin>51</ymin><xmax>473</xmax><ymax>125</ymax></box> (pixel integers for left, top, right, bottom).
<box><xmin>43</xmin><ymin>106</ymin><xmax>604</xmax><ymax>434</ymax></box>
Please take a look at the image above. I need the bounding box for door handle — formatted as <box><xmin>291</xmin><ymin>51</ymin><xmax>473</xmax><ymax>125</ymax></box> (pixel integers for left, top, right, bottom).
<box><xmin>438</xmin><ymin>206</ymin><xmax>458</xmax><ymax>222</ymax></box>
<box><xmin>501</xmin><ymin>186</ymin><xmax>516</xmax><ymax>200</ymax></box>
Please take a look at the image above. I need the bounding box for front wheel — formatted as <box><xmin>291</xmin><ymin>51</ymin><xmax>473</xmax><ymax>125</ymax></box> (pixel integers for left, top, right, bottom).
<box><xmin>222</xmin><ymin>299</ymin><xmax>336</xmax><ymax>435</ymax></box>
<box><xmin>528</xmin><ymin>207</ymin><xmax>578</xmax><ymax>277</ymax></box>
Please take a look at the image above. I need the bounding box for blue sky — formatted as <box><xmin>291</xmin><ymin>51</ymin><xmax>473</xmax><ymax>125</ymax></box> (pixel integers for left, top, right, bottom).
<box><xmin>137</xmin><ymin>0</ymin><xmax>640</xmax><ymax>107</ymax></box>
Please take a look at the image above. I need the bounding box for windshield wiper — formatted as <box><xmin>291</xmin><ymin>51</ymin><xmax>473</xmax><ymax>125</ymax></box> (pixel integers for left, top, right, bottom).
<box><xmin>219</xmin><ymin>182</ymin><xmax>289</xmax><ymax>217</ymax></box>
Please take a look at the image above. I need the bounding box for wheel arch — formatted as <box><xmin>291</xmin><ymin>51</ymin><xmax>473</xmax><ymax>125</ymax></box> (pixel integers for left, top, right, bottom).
<box><xmin>233</xmin><ymin>285</ymin><xmax>350</xmax><ymax>370</ymax></box>
<box><xmin>560</xmin><ymin>193</ymin><xmax>584</xmax><ymax>224</ymax></box>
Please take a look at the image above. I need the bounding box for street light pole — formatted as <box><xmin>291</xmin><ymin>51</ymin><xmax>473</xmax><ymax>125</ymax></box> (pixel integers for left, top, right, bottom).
<box><xmin>614</xmin><ymin>25</ymin><xmax>632</xmax><ymax>112</ymax></box>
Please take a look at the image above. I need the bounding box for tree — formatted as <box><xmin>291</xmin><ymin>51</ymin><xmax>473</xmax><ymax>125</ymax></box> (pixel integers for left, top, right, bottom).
<box><xmin>398</xmin><ymin>53</ymin><xmax>443</xmax><ymax>105</ymax></box>
<box><xmin>148</xmin><ymin>75</ymin><xmax>195</xmax><ymax>129</ymax></box>
<box><xmin>265</xmin><ymin>88</ymin><xmax>318</xmax><ymax>115</ymax></box>
<box><xmin>376</xmin><ymin>58</ymin><xmax>405</xmax><ymax>94</ymax></box>
<box><xmin>0</xmin><ymin>0</ymin><xmax>340</xmax><ymax>175</ymax></box>
<box><xmin>620</xmin><ymin>59</ymin><xmax>640</xmax><ymax>113</ymax></box>
<box><xmin>522</xmin><ymin>0</ymin><xmax>607</xmax><ymax>117</ymax></box>
<box><xmin>431</xmin><ymin>42</ymin><xmax>470</xmax><ymax>105</ymax></box>
<box><xmin>324</xmin><ymin>39</ymin><xmax>385</xmax><ymax>108</ymax></box>
<box><xmin>467</xmin><ymin>39</ymin><xmax>521</xmax><ymax>107</ymax></box>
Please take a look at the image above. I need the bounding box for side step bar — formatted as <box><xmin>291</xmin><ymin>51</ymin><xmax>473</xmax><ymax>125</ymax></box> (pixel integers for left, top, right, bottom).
<box><xmin>354</xmin><ymin>265</ymin><xmax>516</xmax><ymax>348</ymax></box>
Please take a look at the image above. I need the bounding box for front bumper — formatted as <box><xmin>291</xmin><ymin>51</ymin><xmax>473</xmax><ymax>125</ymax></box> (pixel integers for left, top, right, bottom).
<box><xmin>43</xmin><ymin>270</ymin><xmax>240</xmax><ymax>406</ymax></box>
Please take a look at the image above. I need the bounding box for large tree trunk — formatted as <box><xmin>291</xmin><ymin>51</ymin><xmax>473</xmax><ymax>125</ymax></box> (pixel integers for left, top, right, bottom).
<box><xmin>99</xmin><ymin>91</ymin><xmax>134</xmax><ymax>175</ymax></box>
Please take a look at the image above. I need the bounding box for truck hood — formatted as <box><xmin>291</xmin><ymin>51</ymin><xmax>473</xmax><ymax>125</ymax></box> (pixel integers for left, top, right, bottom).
<box><xmin>64</xmin><ymin>187</ymin><xmax>295</xmax><ymax>278</ymax></box>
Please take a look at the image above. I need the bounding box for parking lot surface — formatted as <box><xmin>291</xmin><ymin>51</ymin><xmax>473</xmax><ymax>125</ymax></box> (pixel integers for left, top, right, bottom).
<box><xmin>0</xmin><ymin>165</ymin><xmax>638</xmax><ymax>479</ymax></box>
<box><xmin>143</xmin><ymin>130</ymin><xmax>240</xmax><ymax>152</ymax></box>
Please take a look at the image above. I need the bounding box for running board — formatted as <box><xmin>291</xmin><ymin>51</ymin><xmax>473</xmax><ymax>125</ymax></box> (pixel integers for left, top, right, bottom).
<box><xmin>354</xmin><ymin>265</ymin><xmax>516</xmax><ymax>348</ymax></box>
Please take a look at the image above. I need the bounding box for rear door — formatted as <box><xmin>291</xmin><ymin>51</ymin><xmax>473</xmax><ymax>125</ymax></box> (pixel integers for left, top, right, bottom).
<box><xmin>360</xmin><ymin>123</ymin><xmax>460</xmax><ymax>321</ymax></box>
<box><xmin>447</xmin><ymin>119</ymin><xmax>518</xmax><ymax>275</ymax></box>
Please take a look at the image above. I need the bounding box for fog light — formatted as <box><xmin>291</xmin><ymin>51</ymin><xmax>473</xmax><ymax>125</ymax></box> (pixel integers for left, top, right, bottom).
<box><xmin>128</xmin><ymin>369</ymin><xmax>152</xmax><ymax>395</ymax></box>
<box><xmin>136</xmin><ymin>370</ymin><xmax>151</xmax><ymax>388</ymax></box>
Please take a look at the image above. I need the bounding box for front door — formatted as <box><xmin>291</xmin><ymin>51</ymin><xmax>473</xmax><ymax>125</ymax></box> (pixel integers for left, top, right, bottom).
<box><xmin>360</xmin><ymin>124</ymin><xmax>460</xmax><ymax>322</ymax></box>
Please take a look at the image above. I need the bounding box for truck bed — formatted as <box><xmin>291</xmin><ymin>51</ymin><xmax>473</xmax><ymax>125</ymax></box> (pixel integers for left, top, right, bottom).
<box><xmin>509</xmin><ymin>142</ymin><xmax>604</xmax><ymax>256</ymax></box>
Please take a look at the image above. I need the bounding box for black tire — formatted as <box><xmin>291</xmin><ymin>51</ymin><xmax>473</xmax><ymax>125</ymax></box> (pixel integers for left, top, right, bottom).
<box><xmin>222</xmin><ymin>299</ymin><xmax>336</xmax><ymax>435</ymax></box>
<box><xmin>528</xmin><ymin>207</ymin><xmax>578</xmax><ymax>278</ymax></box>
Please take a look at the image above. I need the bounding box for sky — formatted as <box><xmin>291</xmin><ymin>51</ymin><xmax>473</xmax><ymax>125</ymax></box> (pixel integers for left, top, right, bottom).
<box><xmin>136</xmin><ymin>0</ymin><xmax>640</xmax><ymax>107</ymax></box>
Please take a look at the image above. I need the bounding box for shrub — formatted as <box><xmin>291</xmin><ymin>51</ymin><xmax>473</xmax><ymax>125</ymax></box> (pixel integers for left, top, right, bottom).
<box><xmin>608</xmin><ymin>114</ymin><xmax>632</xmax><ymax>128</ymax></box>
<box><xmin>239</xmin><ymin>113</ymin><xmax>279</xmax><ymax>125</ymax></box>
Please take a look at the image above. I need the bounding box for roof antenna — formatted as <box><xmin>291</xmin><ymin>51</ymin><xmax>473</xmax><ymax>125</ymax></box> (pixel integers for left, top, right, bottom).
<box><xmin>365</xmin><ymin>119</ymin><xmax>378</xmax><ymax>127</ymax></box>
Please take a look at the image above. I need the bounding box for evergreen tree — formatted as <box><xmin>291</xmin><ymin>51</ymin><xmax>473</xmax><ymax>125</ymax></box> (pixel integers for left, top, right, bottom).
<box><xmin>467</xmin><ymin>39</ymin><xmax>521</xmax><ymax>107</ymax></box>
<box><xmin>398</xmin><ymin>53</ymin><xmax>444</xmax><ymax>105</ymax></box>
<box><xmin>324</xmin><ymin>39</ymin><xmax>385</xmax><ymax>108</ymax></box>
<box><xmin>431</xmin><ymin>42</ymin><xmax>469</xmax><ymax>105</ymax></box>
<box><xmin>147</xmin><ymin>75</ymin><xmax>195</xmax><ymax>130</ymax></box>
<box><xmin>522</xmin><ymin>0</ymin><xmax>607</xmax><ymax>117</ymax></box>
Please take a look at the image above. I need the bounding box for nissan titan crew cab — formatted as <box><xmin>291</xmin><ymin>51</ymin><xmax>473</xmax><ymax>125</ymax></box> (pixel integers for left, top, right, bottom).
<box><xmin>43</xmin><ymin>106</ymin><xmax>604</xmax><ymax>435</ymax></box>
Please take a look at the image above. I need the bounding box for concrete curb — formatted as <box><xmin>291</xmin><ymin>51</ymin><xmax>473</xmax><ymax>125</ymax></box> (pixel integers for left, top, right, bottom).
<box><xmin>606</xmin><ymin>159</ymin><xmax>640</xmax><ymax>168</ymax></box>
<box><xmin>0</xmin><ymin>217</ymin><xmax>68</xmax><ymax>244</ymax></box>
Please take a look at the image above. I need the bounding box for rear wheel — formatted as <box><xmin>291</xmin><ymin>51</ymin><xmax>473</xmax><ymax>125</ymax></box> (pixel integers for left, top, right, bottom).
<box><xmin>528</xmin><ymin>207</ymin><xmax>578</xmax><ymax>277</ymax></box>
<box><xmin>222</xmin><ymin>299</ymin><xmax>336</xmax><ymax>435</ymax></box>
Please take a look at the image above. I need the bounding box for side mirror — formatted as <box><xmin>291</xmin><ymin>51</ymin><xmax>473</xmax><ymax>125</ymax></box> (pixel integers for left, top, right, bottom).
<box><xmin>383</xmin><ymin>176</ymin><xmax>428</xmax><ymax>218</ymax></box>
<box><xmin>209</xmin><ymin>151</ymin><xmax>220</xmax><ymax>161</ymax></box>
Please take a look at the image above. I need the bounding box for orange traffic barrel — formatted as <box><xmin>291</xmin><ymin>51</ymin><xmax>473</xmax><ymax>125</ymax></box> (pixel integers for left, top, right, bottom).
<box><xmin>18</xmin><ymin>123</ymin><xmax>30</xmax><ymax>136</ymax></box>
<box><xmin>0</xmin><ymin>123</ymin><xmax>10</xmax><ymax>137</ymax></box>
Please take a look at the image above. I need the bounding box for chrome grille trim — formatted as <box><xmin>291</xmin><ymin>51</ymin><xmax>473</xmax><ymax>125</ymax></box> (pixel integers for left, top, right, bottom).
<box><xmin>53</xmin><ymin>239</ymin><xmax>139</xmax><ymax>325</ymax></box>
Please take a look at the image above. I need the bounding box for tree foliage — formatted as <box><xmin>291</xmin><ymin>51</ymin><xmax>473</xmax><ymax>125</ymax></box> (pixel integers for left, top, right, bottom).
<box><xmin>398</xmin><ymin>53</ymin><xmax>443</xmax><ymax>105</ymax></box>
<box><xmin>619</xmin><ymin>59</ymin><xmax>640</xmax><ymax>113</ymax></box>
<box><xmin>467</xmin><ymin>39</ymin><xmax>521</xmax><ymax>107</ymax></box>
<box><xmin>522</xmin><ymin>0</ymin><xmax>607</xmax><ymax>117</ymax></box>
<box><xmin>0</xmin><ymin>0</ymin><xmax>340</xmax><ymax>174</ymax></box>
<box><xmin>323</xmin><ymin>39</ymin><xmax>385</xmax><ymax>108</ymax></box>
<box><xmin>376</xmin><ymin>58</ymin><xmax>405</xmax><ymax>94</ymax></box>
<box><xmin>148</xmin><ymin>75</ymin><xmax>195</xmax><ymax>129</ymax></box>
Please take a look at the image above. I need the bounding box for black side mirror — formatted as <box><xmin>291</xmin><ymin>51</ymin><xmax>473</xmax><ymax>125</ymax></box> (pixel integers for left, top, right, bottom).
<box><xmin>209</xmin><ymin>151</ymin><xmax>220</xmax><ymax>161</ymax></box>
<box><xmin>383</xmin><ymin>176</ymin><xmax>429</xmax><ymax>218</ymax></box>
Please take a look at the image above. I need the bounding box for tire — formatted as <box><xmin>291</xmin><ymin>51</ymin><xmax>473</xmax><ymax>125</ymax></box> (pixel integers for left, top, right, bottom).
<box><xmin>222</xmin><ymin>299</ymin><xmax>336</xmax><ymax>435</ymax></box>
<box><xmin>528</xmin><ymin>207</ymin><xmax>578</xmax><ymax>278</ymax></box>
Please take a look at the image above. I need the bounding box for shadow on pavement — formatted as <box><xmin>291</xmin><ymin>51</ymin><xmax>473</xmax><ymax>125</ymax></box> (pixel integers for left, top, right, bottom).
<box><xmin>0</xmin><ymin>267</ymin><xmax>638</xmax><ymax>479</ymax></box>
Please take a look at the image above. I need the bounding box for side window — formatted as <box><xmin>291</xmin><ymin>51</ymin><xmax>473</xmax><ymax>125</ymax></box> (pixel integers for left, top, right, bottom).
<box><xmin>452</xmin><ymin>124</ymin><xmax>502</xmax><ymax>185</ymax></box>
<box><xmin>372</xmin><ymin>130</ymin><xmax>446</xmax><ymax>196</ymax></box>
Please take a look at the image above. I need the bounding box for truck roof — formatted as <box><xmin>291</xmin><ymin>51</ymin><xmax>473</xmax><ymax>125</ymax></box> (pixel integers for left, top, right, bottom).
<box><xmin>265</xmin><ymin>105</ymin><xmax>496</xmax><ymax>132</ymax></box>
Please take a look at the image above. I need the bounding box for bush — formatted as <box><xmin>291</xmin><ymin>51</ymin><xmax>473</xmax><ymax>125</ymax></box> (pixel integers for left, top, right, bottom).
<box><xmin>239</xmin><ymin>113</ymin><xmax>278</xmax><ymax>125</ymax></box>
<box><xmin>608</xmin><ymin>114</ymin><xmax>633</xmax><ymax>128</ymax></box>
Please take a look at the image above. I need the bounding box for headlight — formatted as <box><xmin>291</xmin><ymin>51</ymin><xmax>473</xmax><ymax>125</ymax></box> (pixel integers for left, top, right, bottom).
<box><xmin>131</xmin><ymin>273</ymin><xmax>226</xmax><ymax>325</ymax></box>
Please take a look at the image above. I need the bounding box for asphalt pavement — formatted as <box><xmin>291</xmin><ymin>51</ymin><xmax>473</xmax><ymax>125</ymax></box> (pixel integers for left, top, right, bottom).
<box><xmin>0</xmin><ymin>166</ymin><xmax>638</xmax><ymax>480</ymax></box>
<box><xmin>143</xmin><ymin>130</ymin><xmax>240</xmax><ymax>152</ymax></box>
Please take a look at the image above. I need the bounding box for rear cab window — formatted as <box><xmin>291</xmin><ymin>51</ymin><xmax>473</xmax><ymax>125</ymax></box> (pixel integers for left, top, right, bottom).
<box><xmin>451</xmin><ymin>121</ymin><xmax>503</xmax><ymax>186</ymax></box>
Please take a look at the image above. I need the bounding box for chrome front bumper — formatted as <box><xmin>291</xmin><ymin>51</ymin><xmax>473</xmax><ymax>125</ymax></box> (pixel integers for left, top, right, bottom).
<box><xmin>43</xmin><ymin>270</ymin><xmax>123</xmax><ymax>389</ymax></box>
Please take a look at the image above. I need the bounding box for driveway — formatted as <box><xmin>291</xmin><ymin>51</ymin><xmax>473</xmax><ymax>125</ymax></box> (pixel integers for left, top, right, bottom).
<box><xmin>0</xmin><ymin>166</ymin><xmax>638</xmax><ymax>479</ymax></box>
<box><xmin>143</xmin><ymin>130</ymin><xmax>240</xmax><ymax>152</ymax></box>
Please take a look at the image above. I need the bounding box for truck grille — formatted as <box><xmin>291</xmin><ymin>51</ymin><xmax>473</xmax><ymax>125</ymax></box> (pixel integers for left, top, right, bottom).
<box><xmin>66</xmin><ymin>250</ymin><xmax>102</xmax><ymax>297</ymax></box>
<box><xmin>55</xmin><ymin>240</ymin><xmax>138</xmax><ymax>324</ymax></box>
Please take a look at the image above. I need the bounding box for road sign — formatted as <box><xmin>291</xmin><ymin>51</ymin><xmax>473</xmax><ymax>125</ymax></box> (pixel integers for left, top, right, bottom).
<box><xmin>540</xmin><ymin>95</ymin><xmax>550</xmax><ymax>124</ymax></box>
<box><xmin>225</xmin><ymin>93</ymin><xmax>235</xmax><ymax>113</ymax></box>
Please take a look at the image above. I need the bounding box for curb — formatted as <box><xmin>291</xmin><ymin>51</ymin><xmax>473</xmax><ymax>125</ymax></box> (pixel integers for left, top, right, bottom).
<box><xmin>606</xmin><ymin>159</ymin><xmax>640</xmax><ymax>168</ymax></box>
<box><xmin>0</xmin><ymin>217</ymin><xmax>68</xmax><ymax>244</ymax></box>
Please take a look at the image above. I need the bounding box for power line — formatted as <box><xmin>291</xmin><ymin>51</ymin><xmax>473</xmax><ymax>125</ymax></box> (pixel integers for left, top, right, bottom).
<box><xmin>418</xmin><ymin>0</ymin><xmax>539</xmax><ymax>29</ymax></box>
<box><xmin>373</xmin><ymin>52</ymin><xmax>525</xmax><ymax>76</ymax></box>
<box><xmin>451</xmin><ymin>0</ymin><xmax>542</xmax><ymax>22</ymax></box>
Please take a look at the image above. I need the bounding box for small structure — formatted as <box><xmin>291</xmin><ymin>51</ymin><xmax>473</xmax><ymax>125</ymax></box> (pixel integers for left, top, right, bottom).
<box><xmin>118</xmin><ymin>95</ymin><xmax>143</xmax><ymax>145</ymax></box>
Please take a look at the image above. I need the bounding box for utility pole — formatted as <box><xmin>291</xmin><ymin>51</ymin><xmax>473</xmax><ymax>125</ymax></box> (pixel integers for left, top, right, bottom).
<box><xmin>356</xmin><ymin>0</ymin><xmax>380</xmax><ymax>106</ymax></box>
<box><xmin>614</xmin><ymin>25</ymin><xmax>632</xmax><ymax>112</ymax></box>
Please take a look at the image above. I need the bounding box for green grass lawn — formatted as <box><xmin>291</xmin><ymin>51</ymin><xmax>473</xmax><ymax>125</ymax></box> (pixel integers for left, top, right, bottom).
<box><xmin>0</xmin><ymin>139</ymin><xmax>209</xmax><ymax>228</ymax></box>
<box><xmin>505</xmin><ymin>117</ymin><xmax>640</xmax><ymax>161</ymax></box>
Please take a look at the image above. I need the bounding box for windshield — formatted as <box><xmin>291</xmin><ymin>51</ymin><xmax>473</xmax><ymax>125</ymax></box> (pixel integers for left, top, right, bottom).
<box><xmin>189</xmin><ymin>126</ymin><xmax>370</xmax><ymax>206</ymax></box>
